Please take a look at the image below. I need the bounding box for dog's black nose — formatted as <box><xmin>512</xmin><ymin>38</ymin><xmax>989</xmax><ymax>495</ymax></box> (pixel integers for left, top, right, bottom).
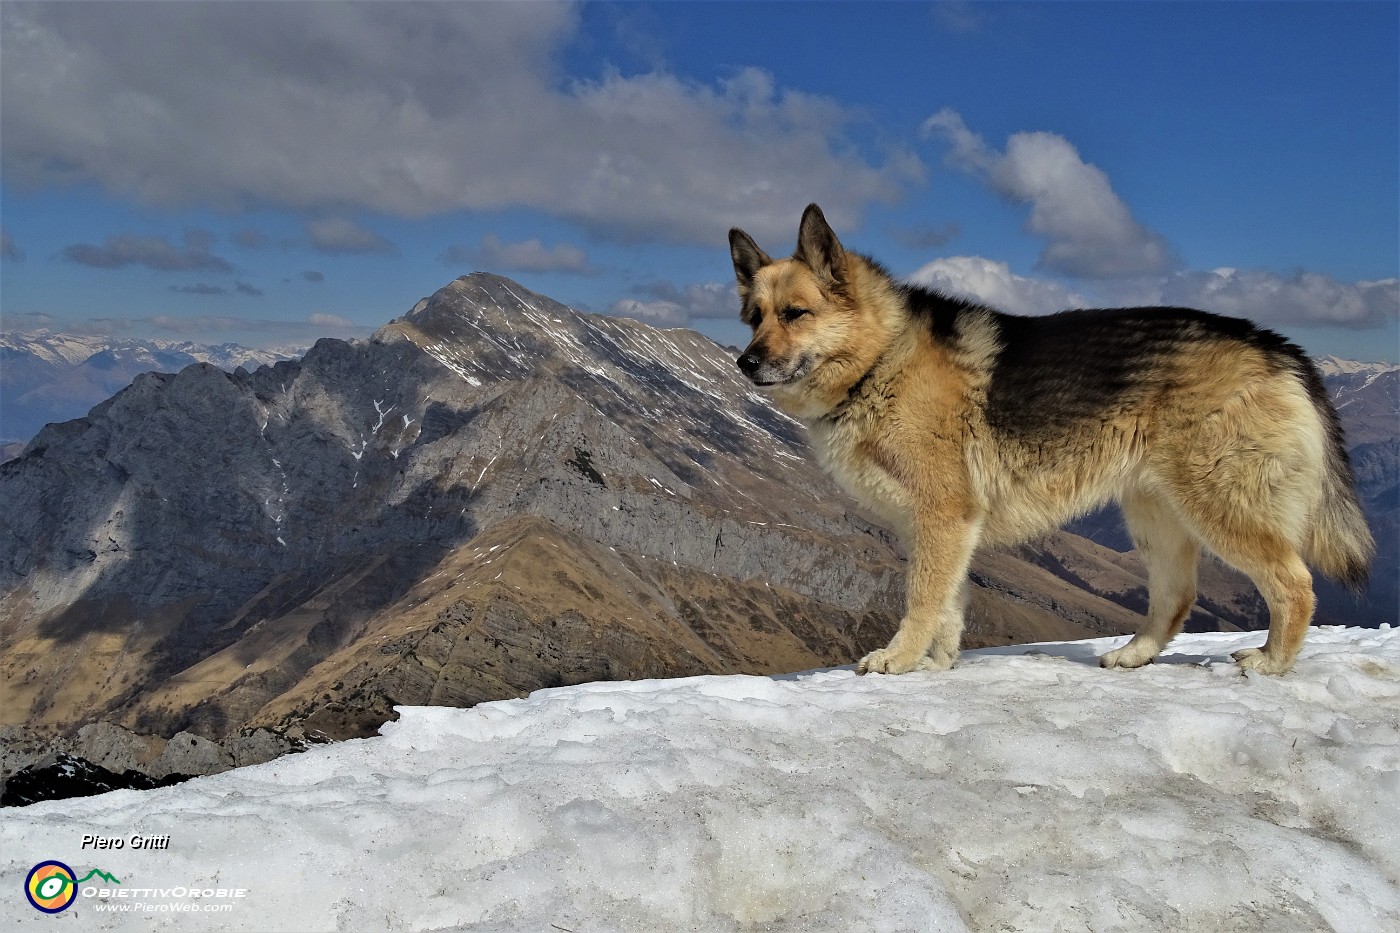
<box><xmin>737</xmin><ymin>352</ymin><xmax>760</xmax><ymax>375</ymax></box>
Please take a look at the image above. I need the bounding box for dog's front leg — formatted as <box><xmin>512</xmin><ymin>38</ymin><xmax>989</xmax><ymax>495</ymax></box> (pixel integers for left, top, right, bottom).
<box><xmin>857</xmin><ymin>515</ymin><xmax>982</xmax><ymax>674</ymax></box>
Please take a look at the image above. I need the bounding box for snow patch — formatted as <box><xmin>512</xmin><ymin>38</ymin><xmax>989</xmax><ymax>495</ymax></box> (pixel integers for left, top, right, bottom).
<box><xmin>371</xmin><ymin>399</ymin><xmax>393</xmax><ymax>434</ymax></box>
<box><xmin>2</xmin><ymin>628</ymin><xmax>1397</xmax><ymax>931</ymax></box>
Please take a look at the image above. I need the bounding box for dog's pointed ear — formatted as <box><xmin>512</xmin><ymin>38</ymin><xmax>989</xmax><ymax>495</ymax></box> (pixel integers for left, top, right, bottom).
<box><xmin>729</xmin><ymin>228</ymin><xmax>772</xmax><ymax>298</ymax></box>
<box><xmin>795</xmin><ymin>203</ymin><xmax>846</xmax><ymax>289</ymax></box>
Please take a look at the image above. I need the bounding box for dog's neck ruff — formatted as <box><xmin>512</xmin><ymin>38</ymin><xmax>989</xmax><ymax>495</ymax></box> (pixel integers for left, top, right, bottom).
<box><xmin>812</xmin><ymin>317</ymin><xmax>916</xmax><ymax>426</ymax></box>
<box><xmin>816</xmin><ymin>367</ymin><xmax>877</xmax><ymax>426</ymax></box>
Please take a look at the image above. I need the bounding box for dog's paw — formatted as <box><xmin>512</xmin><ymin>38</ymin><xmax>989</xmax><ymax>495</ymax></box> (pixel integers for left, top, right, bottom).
<box><xmin>1099</xmin><ymin>641</ymin><xmax>1157</xmax><ymax>670</ymax></box>
<box><xmin>1232</xmin><ymin>646</ymin><xmax>1293</xmax><ymax>676</ymax></box>
<box><xmin>857</xmin><ymin>646</ymin><xmax>914</xmax><ymax>674</ymax></box>
<box><xmin>857</xmin><ymin>646</ymin><xmax>950</xmax><ymax>675</ymax></box>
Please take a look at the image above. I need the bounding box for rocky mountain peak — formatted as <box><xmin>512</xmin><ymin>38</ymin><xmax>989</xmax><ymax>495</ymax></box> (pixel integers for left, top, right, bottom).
<box><xmin>1</xmin><ymin>274</ymin><xmax>921</xmax><ymax>749</ymax></box>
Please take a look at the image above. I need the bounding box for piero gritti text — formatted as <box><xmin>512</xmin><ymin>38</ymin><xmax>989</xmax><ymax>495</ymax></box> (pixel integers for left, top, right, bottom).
<box><xmin>81</xmin><ymin>833</ymin><xmax>172</xmax><ymax>850</ymax></box>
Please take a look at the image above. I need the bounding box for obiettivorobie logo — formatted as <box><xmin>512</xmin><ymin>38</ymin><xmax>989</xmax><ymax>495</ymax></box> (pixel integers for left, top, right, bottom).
<box><xmin>25</xmin><ymin>859</ymin><xmax>248</xmax><ymax>916</ymax></box>
<box><xmin>25</xmin><ymin>861</ymin><xmax>122</xmax><ymax>914</ymax></box>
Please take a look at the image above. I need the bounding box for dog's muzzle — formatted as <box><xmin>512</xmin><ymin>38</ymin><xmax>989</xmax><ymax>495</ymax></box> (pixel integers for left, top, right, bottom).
<box><xmin>736</xmin><ymin>352</ymin><xmax>762</xmax><ymax>378</ymax></box>
<box><xmin>736</xmin><ymin>351</ymin><xmax>781</xmax><ymax>386</ymax></box>
<box><xmin>737</xmin><ymin>351</ymin><xmax>809</xmax><ymax>387</ymax></box>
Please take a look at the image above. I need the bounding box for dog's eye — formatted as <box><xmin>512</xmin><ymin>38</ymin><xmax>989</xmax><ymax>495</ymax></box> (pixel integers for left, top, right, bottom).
<box><xmin>781</xmin><ymin>306</ymin><xmax>811</xmax><ymax>322</ymax></box>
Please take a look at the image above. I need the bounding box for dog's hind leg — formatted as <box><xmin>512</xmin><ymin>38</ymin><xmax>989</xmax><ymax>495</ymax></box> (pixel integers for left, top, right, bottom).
<box><xmin>1100</xmin><ymin>490</ymin><xmax>1200</xmax><ymax>669</ymax></box>
<box><xmin>1227</xmin><ymin>554</ymin><xmax>1314</xmax><ymax>674</ymax></box>
<box><xmin>1190</xmin><ymin>518</ymin><xmax>1315</xmax><ymax>675</ymax></box>
<box><xmin>858</xmin><ymin>515</ymin><xmax>981</xmax><ymax>675</ymax></box>
<box><xmin>1164</xmin><ymin>397</ymin><xmax>1319</xmax><ymax>675</ymax></box>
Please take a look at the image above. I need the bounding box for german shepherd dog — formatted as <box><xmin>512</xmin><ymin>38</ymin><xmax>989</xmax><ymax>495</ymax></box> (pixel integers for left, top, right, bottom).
<box><xmin>729</xmin><ymin>204</ymin><xmax>1373</xmax><ymax>675</ymax></box>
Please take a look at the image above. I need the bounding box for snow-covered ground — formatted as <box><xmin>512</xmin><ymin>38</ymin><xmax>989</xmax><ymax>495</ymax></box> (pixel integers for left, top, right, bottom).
<box><xmin>5</xmin><ymin>628</ymin><xmax>1398</xmax><ymax>932</ymax></box>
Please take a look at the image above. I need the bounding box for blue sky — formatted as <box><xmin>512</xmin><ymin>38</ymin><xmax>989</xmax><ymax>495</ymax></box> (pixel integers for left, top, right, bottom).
<box><xmin>2</xmin><ymin>1</ymin><xmax>1396</xmax><ymax>360</ymax></box>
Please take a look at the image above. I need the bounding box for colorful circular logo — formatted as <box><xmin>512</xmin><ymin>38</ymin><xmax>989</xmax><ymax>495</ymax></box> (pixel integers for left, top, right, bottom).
<box><xmin>26</xmin><ymin>861</ymin><xmax>77</xmax><ymax>913</ymax></box>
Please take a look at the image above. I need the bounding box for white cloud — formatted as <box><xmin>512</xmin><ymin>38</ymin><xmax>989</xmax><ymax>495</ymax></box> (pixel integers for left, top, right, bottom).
<box><xmin>305</xmin><ymin>217</ymin><xmax>397</xmax><ymax>256</ymax></box>
<box><xmin>922</xmin><ymin>109</ymin><xmax>1175</xmax><ymax>279</ymax></box>
<box><xmin>0</xmin><ymin>3</ymin><xmax>917</xmax><ymax>245</ymax></box>
<box><xmin>905</xmin><ymin>255</ymin><xmax>1397</xmax><ymax>330</ymax></box>
<box><xmin>609</xmin><ymin>297</ymin><xmax>689</xmax><ymax>327</ymax></box>
<box><xmin>308</xmin><ymin>312</ymin><xmax>356</xmax><ymax>329</ymax></box>
<box><xmin>442</xmin><ymin>235</ymin><xmax>591</xmax><ymax>275</ymax></box>
<box><xmin>914</xmin><ymin>111</ymin><xmax>1396</xmax><ymax>329</ymax></box>
<box><xmin>610</xmin><ymin>281</ymin><xmax>735</xmax><ymax>327</ymax></box>
<box><xmin>1158</xmin><ymin>268</ymin><xmax>1399</xmax><ymax>329</ymax></box>
<box><xmin>907</xmin><ymin>256</ymin><xmax>1087</xmax><ymax>315</ymax></box>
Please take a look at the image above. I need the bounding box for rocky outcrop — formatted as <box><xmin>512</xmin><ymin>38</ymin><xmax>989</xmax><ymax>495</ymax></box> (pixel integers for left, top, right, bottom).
<box><xmin>0</xmin><ymin>722</ymin><xmax>297</xmax><ymax>806</ymax></box>
<box><xmin>1</xmin><ymin>755</ymin><xmax>192</xmax><ymax>808</ymax></box>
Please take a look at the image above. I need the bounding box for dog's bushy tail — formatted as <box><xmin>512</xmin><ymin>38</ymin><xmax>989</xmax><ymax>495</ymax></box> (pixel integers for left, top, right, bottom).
<box><xmin>1300</xmin><ymin>366</ymin><xmax>1374</xmax><ymax>592</ymax></box>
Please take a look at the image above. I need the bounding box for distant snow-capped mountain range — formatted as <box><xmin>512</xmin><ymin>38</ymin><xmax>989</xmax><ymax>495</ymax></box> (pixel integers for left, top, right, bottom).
<box><xmin>1</xmin><ymin>332</ymin><xmax>304</xmax><ymax>451</ymax></box>
<box><xmin>1</xmin><ymin>331</ymin><xmax>304</xmax><ymax>370</ymax></box>
<box><xmin>1314</xmin><ymin>354</ymin><xmax>1400</xmax><ymax>379</ymax></box>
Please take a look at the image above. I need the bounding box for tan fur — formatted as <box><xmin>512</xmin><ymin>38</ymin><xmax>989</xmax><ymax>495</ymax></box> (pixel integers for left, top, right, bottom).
<box><xmin>730</xmin><ymin>205</ymin><xmax>1374</xmax><ymax>676</ymax></box>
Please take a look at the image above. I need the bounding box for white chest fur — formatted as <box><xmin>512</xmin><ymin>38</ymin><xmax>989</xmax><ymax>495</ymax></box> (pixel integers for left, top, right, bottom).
<box><xmin>806</xmin><ymin>416</ymin><xmax>913</xmax><ymax>538</ymax></box>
